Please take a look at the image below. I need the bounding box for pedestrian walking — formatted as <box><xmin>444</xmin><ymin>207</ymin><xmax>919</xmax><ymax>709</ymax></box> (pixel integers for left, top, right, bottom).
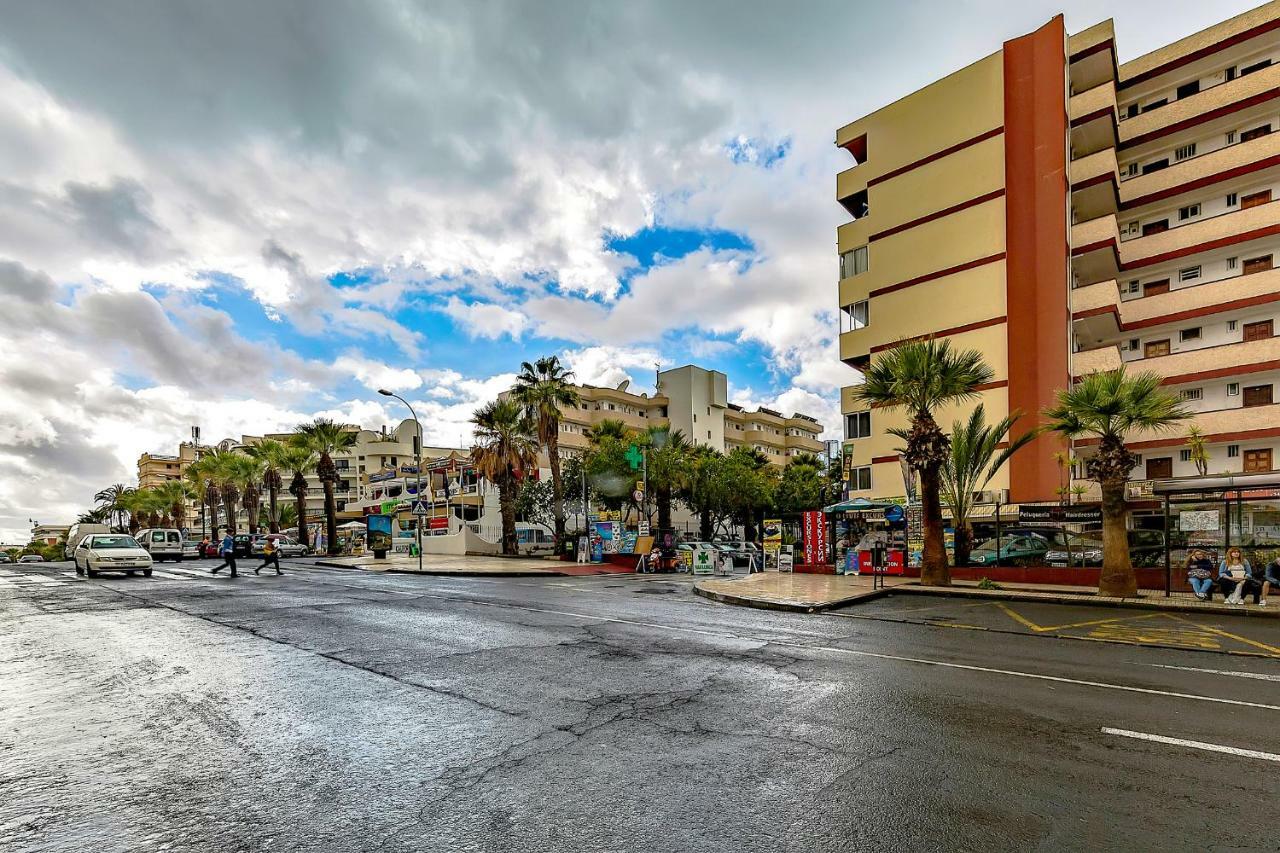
<box><xmin>210</xmin><ymin>529</ymin><xmax>238</xmax><ymax>577</ymax></box>
<box><xmin>255</xmin><ymin>535</ymin><xmax>283</xmax><ymax>576</ymax></box>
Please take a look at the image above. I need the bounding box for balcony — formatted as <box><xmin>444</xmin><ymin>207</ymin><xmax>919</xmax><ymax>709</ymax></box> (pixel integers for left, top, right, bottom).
<box><xmin>1120</xmin><ymin>199</ymin><xmax>1280</xmax><ymax>269</ymax></box>
<box><xmin>1125</xmin><ymin>267</ymin><xmax>1280</xmax><ymax>329</ymax></box>
<box><xmin>1131</xmin><ymin>334</ymin><xmax>1280</xmax><ymax>381</ymax></box>
<box><xmin>1125</xmin><ymin>401</ymin><xmax>1280</xmax><ymax>445</ymax></box>
<box><xmin>1070</xmin><ymin>81</ymin><xmax>1117</xmax><ymax>158</ymax></box>
<box><xmin>1121</xmin><ymin>127</ymin><xmax>1280</xmax><ymax>208</ymax></box>
<box><xmin>1068</xmin><ymin>20</ymin><xmax>1116</xmax><ymax>94</ymax></box>
<box><xmin>784</xmin><ymin>433</ymin><xmax>825</xmax><ymax>453</ymax></box>
<box><xmin>1119</xmin><ymin>62</ymin><xmax>1280</xmax><ymax>149</ymax></box>
<box><xmin>1070</xmin><ymin>148</ymin><xmax>1119</xmax><ymax>220</ymax></box>
<box><xmin>839</xmin><ymin>327</ymin><xmax>871</xmax><ymax>368</ymax></box>
<box><xmin>1073</xmin><ymin>344</ymin><xmax>1123</xmax><ymax>376</ymax></box>
<box><xmin>1071</xmin><ymin>214</ymin><xmax>1120</xmax><ymax>285</ymax></box>
<box><xmin>1070</xmin><ymin>279</ymin><xmax>1122</xmax><ymax>346</ymax></box>
<box><xmin>841</xmin><ymin>384</ymin><xmax>866</xmax><ymax>414</ymax></box>
<box><xmin>836</xmin><ymin>167</ymin><xmax>867</xmax><ymax>214</ymax></box>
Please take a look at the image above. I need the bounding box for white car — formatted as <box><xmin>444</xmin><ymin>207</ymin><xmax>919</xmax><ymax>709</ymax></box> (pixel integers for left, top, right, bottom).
<box><xmin>74</xmin><ymin>534</ymin><xmax>153</xmax><ymax>578</ymax></box>
<box><xmin>18</xmin><ymin>554</ymin><xmax>45</xmax><ymax>563</ymax></box>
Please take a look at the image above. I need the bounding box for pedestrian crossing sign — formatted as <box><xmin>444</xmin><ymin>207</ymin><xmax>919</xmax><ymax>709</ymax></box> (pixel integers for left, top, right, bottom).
<box><xmin>410</xmin><ymin>501</ymin><xmax>430</xmax><ymax>516</ymax></box>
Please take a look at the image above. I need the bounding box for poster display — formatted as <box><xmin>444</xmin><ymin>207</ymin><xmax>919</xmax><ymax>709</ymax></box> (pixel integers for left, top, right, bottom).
<box><xmin>762</xmin><ymin>518</ymin><xmax>782</xmax><ymax>567</ymax></box>
<box><xmin>1179</xmin><ymin>510</ymin><xmax>1221</xmax><ymax>531</ymax></box>
<box><xmin>801</xmin><ymin>510</ymin><xmax>827</xmax><ymax>566</ymax></box>
<box><xmin>619</xmin><ymin>530</ymin><xmax>639</xmax><ymax>554</ymax></box>
<box><xmin>366</xmin><ymin>514</ymin><xmax>394</xmax><ymax>554</ymax></box>
<box><xmin>905</xmin><ymin>506</ymin><xmax>924</xmax><ymax>568</ymax></box>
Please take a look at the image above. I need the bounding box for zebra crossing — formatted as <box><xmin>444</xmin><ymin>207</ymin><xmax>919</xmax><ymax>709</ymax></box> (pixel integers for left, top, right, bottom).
<box><xmin>0</xmin><ymin>562</ymin><xmax>309</xmax><ymax>589</ymax></box>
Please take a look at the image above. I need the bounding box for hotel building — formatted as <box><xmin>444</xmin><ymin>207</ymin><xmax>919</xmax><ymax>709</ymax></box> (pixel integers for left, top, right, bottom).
<box><xmin>837</xmin><ymin>3</ymin><xmax>1280</xmax><ymax>504</ymax></box>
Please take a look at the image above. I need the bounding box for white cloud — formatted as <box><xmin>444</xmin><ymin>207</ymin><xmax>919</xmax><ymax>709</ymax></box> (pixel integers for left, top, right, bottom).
<box><xmin>441</xmin><ymin>297</ymin><xmax>529</xmax><ymax>340</ymax></box>
<box><xmin>560</xmin><ymin>346</ymin><xmax>666</xmax><ymax>390</ymax></box>
<box><xmin>333</xmin><ymin>354</ymin><xmax>424</xmax><ymax>393</ymax></box>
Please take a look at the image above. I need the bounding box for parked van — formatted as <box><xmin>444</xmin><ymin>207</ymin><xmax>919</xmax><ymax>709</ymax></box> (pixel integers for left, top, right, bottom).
<box><xmin>515</xmin><ymin>523</ymin><xmax>556</xmax><ymax>555</ymax></box>
<box><xmin>135</xmin><ymin>528</ymin><xmax>185</xmax><ymax>562</ymax></box>
<box><xmin>65</xmin><ymin>523</ymin><xmax>111</xmax><ymax>559</ymax></box>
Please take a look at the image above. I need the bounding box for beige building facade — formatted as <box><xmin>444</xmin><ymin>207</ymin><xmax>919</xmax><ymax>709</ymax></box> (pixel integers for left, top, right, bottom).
<box><xmin>837</xmin><ymin>2</ymin><xmax>1280</xmax><ymax>502</ymax></box>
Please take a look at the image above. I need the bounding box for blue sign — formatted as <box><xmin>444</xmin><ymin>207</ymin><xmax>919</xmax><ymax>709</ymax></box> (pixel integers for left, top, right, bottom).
<box><xmin>884</xmin><ymin>505</ymin><xmax>905</xmax><ymax>523</ymax></box>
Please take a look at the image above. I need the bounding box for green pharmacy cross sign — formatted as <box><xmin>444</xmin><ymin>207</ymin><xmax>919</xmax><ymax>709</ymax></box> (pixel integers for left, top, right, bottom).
<box><xmin>625</xmin><ymin>444</ymin><xmax>644</xmax><ymax>471</ymax></box>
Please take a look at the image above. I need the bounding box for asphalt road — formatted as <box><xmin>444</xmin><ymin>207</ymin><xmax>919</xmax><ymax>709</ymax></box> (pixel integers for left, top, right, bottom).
<box><xmin>2</xmin><ymin>558</ymin><xmax>1279</xmax><ymax>852</ymax></box>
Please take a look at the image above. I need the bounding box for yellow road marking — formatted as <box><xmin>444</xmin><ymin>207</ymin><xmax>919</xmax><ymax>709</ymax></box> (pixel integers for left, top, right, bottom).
<box><xmin>994</xmin><ymin>602</ymin><xmax>1164</xmax><ymax>633</ymax></box>
<box><xmin>1166</xmin><ymin>613</ymin><xmax>1280</xmax><ymax>657</ymax></box>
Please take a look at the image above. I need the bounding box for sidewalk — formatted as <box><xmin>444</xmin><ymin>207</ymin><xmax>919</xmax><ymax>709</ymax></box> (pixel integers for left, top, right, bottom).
<box><xmin>315</xmin><ymin>554</ymin><xmax>634</xmax><ymax>577</ymax></box>
<box><xmin>692</xmin><ymin>572</ymin><xmax>911</xmax><ymax>613</ymax></box>
<box><xmin>694</xmin><ymin>572</ymin><xmax>1280</xmax><ymax>618</ymax></box>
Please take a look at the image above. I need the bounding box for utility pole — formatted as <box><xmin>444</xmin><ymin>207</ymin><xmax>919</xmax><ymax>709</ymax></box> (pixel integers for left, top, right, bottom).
<box><xmin>378</xmin><ymin>390</ymin><xmax>423</xmax><ymax>574</ymax></box>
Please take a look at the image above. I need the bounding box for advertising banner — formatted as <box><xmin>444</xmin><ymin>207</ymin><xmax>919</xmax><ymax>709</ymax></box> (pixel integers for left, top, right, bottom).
<box><xmin>801</xmin><ymin>510</ymin><xmax>826</xmax><ymax>566</ymax></box>
<box><xmin>762</xmin><ymin>518</ymin><xmax>782</xmax><ymax>566</ymax></box>
<box><xmin>1018</xmin><ymin>505</ymin><xmax>1103</xmax><ymax>526</ymax></box>
<box><xmin>1178</xmin><ymin>510</ymin><xmax>1221</xmax><ymax>531</ymax></box>
<box><xmin>366</xmin><ymin>514</ymin><xmax>394</xmax><ymax>554</ymax></box>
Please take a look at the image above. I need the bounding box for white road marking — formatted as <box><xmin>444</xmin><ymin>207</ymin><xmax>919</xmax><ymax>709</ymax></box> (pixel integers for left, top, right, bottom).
<box><xmin>151</xmin><ymin>570</ymin><xmax>196</xmax><ymax>580</ymax></box>
<box><xmin>1149</xmin><ymin>663</ymin><xmax>1280</xmax><ymax>682</ymax></box>
<box><xmin>433</xmin><ymin>597</ymin><xmax>1280</xmax><ymax>711</ymax></box>
<box><xmin>19</xmin><ymin>575</ymin><xmax>62</xmax><ymax>585</ymax></box>
<box><xmin>1102</xmin><ymin>728</ymin><xmax>1280</xmax><ymax>762</ymax></box>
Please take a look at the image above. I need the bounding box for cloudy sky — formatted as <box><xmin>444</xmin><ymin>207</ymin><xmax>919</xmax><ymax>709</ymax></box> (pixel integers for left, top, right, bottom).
<box><xmin>0</xmin><ymin>0</ymin><xmax>1259</xmax><ymax>542</ymax></box>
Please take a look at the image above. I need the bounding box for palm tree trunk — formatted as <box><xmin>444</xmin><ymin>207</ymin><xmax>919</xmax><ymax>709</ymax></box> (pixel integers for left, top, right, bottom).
<box><xmin>500</xmin><ymin>475</ymin><xmax>518</xmax><ymax>555</ymax></box>
<box><xmin>268</xmin><ymin>483</ymin><xmax>280</xmax><ymax>534</ymax></box>
<box><xmin>294</xmin><ymin>484</ymin><xmax>309</xmax><ymax>548</ymax></box>
<box><xmin>323</xmin><ymin>480</ymin><xmax>338</xmax><ymax>555</ymax></box>
<box><xmin>223</xmin><ymin>497</ymin><xmax>237</xmax><ymax>534</ymax></box>
<box><xmin>548</xmin><ymin>437</ymin><xmax>566</xmax><ymax>554</ymax></box>
<box><xmin>699</xmin><ymin>508</ymin><xmax>712</xmax><ymax>541</ymax></box>
<box><xmin>657</xmin><ymin>486</ymin><xmax>672</xmax><ymax>531</ymax></box>
<box><xmin>953</xmin><ymin>523</ymin><xmax>973</xmax><ymax>568</ymax></box>
<box><xmin>919</xmin><ymin>464</ymin><xmax>949</xmax><ymax>585</ymax></box>
<box><xmin>1098</xmin><ymin>478</ymin><xmax>1135</xmax><ymax>597</ymax></box>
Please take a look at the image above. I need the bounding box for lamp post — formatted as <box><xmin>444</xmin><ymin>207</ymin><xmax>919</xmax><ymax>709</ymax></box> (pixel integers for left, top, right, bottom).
<box><xmin>378</xmin><ymin>389</ymin><xmax>423</xmax><ymax>575</ymax></box>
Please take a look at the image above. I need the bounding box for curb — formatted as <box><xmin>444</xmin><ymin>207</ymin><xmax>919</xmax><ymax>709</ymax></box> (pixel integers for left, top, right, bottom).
<box><xmin>693</xmin><ymin>583</ymin><xmax>893</xmax><ymax>614</ymax></box>
<box><xmin>888</xmin><ymin>585</ymin><xmax>1280</xmax><ymax>618</ymax></box>
<box><xmin>313</xmin><ymin>560</ymin><xmax>564</xmax><ymax>577</ymax></box>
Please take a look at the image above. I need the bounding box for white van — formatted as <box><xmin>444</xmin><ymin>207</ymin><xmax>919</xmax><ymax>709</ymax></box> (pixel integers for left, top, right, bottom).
<box><xmin>65</xmin><ymin>523</ymin><xmax>111</xmax><ymax>559</ymax></box>
<box><xmin>135</xmin><ymin>528</ymin><xmax>184</xmax><ymax>562</ymax></box>
<box><xmin>515</xmin><ymin>523</ymin><xmax>556</xmax><ymax>555</ymax></box>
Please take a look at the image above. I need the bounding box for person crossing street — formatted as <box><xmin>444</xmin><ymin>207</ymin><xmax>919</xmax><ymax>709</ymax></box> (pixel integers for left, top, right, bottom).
<box><xmin>210</xmin><ymin>528</ymin><xmax>238</xmax><ymax>578</ymax></box>
<box><xmin>255</xmin><ymin>535</ymin><xmax>284</xmax><ymax>576</ymax></box>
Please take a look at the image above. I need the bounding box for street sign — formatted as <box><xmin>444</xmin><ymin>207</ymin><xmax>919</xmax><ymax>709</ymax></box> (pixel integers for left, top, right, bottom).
<box><xmin>410</xmin><ymin>501</ymin><xmax>430</xmax><ymax>516</ymax></box>
<box><xmin>625</xmin><ymin>444</ymin><xmax>643</xmax><ymax>470</ymax></box>
<box><xmin>632</xmin><ymin>489</ymin><xmax>645</xmax><ymax>502</ymax></box>
<box><xmin>638</xmin><ymin>520</ymin><xmax>650</xmax><ymax>536</ymax></box>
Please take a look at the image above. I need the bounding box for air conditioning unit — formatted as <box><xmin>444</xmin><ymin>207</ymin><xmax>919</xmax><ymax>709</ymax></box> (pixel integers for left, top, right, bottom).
<box><xmin>971</xmin><ymin>489</ymin><xmax>1010</xmax><ymax>505</ymax></box>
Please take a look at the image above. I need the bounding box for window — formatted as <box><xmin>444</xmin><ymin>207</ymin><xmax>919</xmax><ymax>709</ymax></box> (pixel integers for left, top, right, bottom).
<box><xmin>1133</xmin><ymin>454</ymin><xmax>1143</xmax><ymax>466</ymax></box>
<box><xmin>1228</xmin><ymin>320</ymin><xmax>1238</xmax><ymax>331</ymax></box>
<box><xmin>1241</xmin><ymin>124</ymin><xmax>1273</xmax><ymax>143</ymax></box>
<box><xmin>1175</xmin><ymin>143</ymin><xmax>1197</xmax><ymax>161</ymax></box>
<box><xmin>1126</xmin><ymin>338</ymin><xmax>1140</xmax><ymax>351</ymax></box>
<box><xmin>1179</xmin><ymin>327</ymin><xmax>1202</xmax><ymax>341</ymax></box>
<box><xmin>1125</xmin><ymin>162</ymin><xmax>1139</xmax><ymax>177</ymax></box>
<box><xmin>845</xmin><ymin>411</ymin><xmax>872</xmax><ymax>439</ymax></box>
<box><xmin>1179</xmin><ymin>388</ymin><xmax>1203</xmax><ymax>401</ymax></box>
<box><xmin>1240</xmin><ymin>58</ymin><xmax>1273</xmax><ymax>76</ymax></box>
<box><xmin>1226</xmin><ymin>67</ymin><xmax>1238</xmax><ymax>82</ymax></box>
<box><xmin>1178</xmin><ymin>203</ymin><xmax>1200</xmax><ymax>220</ymax></box>
<box><xmin>1141</xmin><ymin>159</ymin><xmax>1169</xmax><ymax>175</ymax></box>
<box><xmin>1227</xmin><ymin>193</ymin><xmax>1238</xmax><ymax>207</ymax></box>
<box><xmin>842</xmin><ymin>300</ymin><xmax>869</xmax><ymax>332</ymax></box>
<box><xmin>1228</xmin><ymin>256</ymin><xmax>1238</xmax><ymax>269</ymax></box>
<box><xmin>1125</xmin><ymin>280</ymin><xmax>1141</xmax><ymax>295</ymax></box>
<box><xmin>850</xmin><ymin>466</ymin><xmax>872</xmax><ymax>492</ymax></box>
<box><xmin>1180</xmin><ymin>449</ymin><xmax>1193</xmax><ymax>462</ymax></box>
<box><xmin>1228</xmin><ymin>382</ymin><xmax>1240</xmax><ymax>396</ymax></box>
<box><xmin>1178</xmin><ymin>266</ymin><xmax>1201</xmax><ymax>282</ymax></box>
<box><xmin>1227</xmin><ymin>130</ymin><xmax>1237</xmax><ymax>144</ymax></box>
<box><xmin>1141</xmin><ymin>98</ymin><xmax>1168</xmax><ymax>113</ymax></box>
<box><xmin>1125</xmin><ymin>103</ymin><xmax>1139</xmax><ymax>119</ymax></box>
<box><xmin>1228</xmin><ymin>444</ymin><xmax>1240</xmax><ymax>457</ymax></box>
<box><xmin>840</xmin><ymin>245</ymin><xmax>868</xmax><ymax>278</ymax></box>
<box><xmin>1176</xmin><ymin>81</ymin><xmax>1200</xmax><ymax>100</ymax></box>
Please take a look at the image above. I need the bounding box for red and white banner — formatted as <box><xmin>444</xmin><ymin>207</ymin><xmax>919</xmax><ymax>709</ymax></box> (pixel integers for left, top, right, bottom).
<box><xmin>802</xmin><ymin>511</ymin><xmax>827</xmax><ymax>565</ymax></box>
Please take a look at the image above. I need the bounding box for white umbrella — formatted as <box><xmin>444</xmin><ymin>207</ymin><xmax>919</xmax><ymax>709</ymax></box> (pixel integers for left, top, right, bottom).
<box><xmin>338</xmin><ymin>520</ymin><xmax>367</xmax><ymax>530</ymax></box>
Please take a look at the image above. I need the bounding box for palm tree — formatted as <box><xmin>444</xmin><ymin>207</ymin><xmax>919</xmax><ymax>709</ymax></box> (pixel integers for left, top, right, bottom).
<box><xmin>153</xmin><ymin>480</ymin><xmax>193</xmax><ymax>530</ymax></box>
<box><xmin>244</xmin><ymin>439</ymin><xmax>291</xmax><ymax>533</ymax></box>
<box><xmin>471</xmin><ymin>400</ymin><xmax>539</xmax><ymax>555</ymax></box>
<box><xmin>291</xmin><ymin>419</ymin><xmax>358</xmax><ymax>555</ymax></box>
<box><xmin>642</xmin><ymin>426</ymin><xmax>690</xmax><ymax>532</ymax></box>
<box><xmin>94</xmin><ymin>483</ymin><xmax>132</xmax><ymax>532</ymax></box>
<box><xmin>282</xmin><ymin>445</ymin><xmax>317</xmax><ymax>547</ymax></box>
<box><xmin>1044</xmin><ymin>369</ymin><xmax>1190</xmax><ymax>597</ymax></box>
<box><xmin>277</xmin><ymin>502</ymin><xmax>299</xmax><ymax>531</ymax></box>
<box><xmin>679</xmin><ymin>445</ymin><xmax>726</xmax><ymax>540</ymax></box>
<box><xmin>77</xmin><ymin>507</ymin><xmax>110</xmax><ymax>524</ymax></box>
<box><xmin>853</xmin><ymin>338</ymin><xmax>994</xmax><ymax>585</ymax></box>
<box><xmin>587</xmin><ymin>418</ymin><xmax>631</xmax><ymax>443</ymax></box>
<box><xmin>1185</xmin><ymin>426</ymin><xmax>1210</xmax><ymax>477</ymax></box>
<box><xmin>511</xmin><ymin>356</ymin><xmax>582</xmax><ymax>554</ymax></box>
<box><xmin>939</xmin><ymin>405</ymin><xmax>1038</xmax><ymax>567</ymax></box>
<box><xmin>228</xmin><ymin>453</ymin><xmax>265</xmax><ymax>535</ymax></box>
<box><xmin>200</xmin><ymin>449</ymin><xmax>243</xmax><ymax>534</ymax></box>
<box><xmin>184</xmin><ymin>461</ymin><xmax>214</xmax><ymax>538</ymax></box>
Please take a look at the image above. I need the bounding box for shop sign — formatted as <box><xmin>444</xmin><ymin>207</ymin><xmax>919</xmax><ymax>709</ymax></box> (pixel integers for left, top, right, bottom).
<box><xmin>801</xmin><ymin>510</ymin><xmax>826</xmax><ymax>565</ymax></box>
<box><xmin>1018</xmin><ymin>505</ymin><xmax>1102</xmax><ymax>525</ymax></box>
<box><xmin>692</xmin><ymin>549</ymin><xmax>715</xmax><ymax>575</ymax></box>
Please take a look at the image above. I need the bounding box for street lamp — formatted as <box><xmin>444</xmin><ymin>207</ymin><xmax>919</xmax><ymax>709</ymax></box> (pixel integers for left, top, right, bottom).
<box><xmin>378</xmin><ymin>389</ymin><xmax>423</xmax><ymax>574</ymax></box>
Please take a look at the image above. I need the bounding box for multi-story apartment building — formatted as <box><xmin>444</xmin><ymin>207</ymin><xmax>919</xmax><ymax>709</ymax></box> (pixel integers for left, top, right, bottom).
<box><xmin>528</xmin><ymin>363</ymin><xmax>825</xmax><ymax>464</ymax></box>
<box><xmin>137</xmin><ymin>443</ymin><xmax>201</xmax><ymax>527</ymax></box>
<box><xmin>837</xmin><ymin>3</ymin><xmax>1280</xmax><ymax>503</ymax></box>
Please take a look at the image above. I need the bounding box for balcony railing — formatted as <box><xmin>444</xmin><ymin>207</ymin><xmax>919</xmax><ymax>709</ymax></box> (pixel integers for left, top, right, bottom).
<box><xmin>1070</xmin><ymin>80</ymin><xmax>1116</xmax><ymax>124</ymax></box>
<box><xmin>1119</xmin><ymin>62</ymin><xmax>1280</xmax><ymax>147</ymax></box>
<box><xmin>1074</xmin><ymin>345</ymin><xmax>1123</xmax><ymax>375</ymax></box>
<box><xmin>1128</xmin><ymin>334</ymin><xmax>1280</xmax><ymax>379</ymax></box>
<box><xmin>1121</xmin><ymin>198</ymin><xmax>1280</xmax><ymax>268</ymax></box>
<box><xmin>1121</xmin><ymin>127</ymin><xmax>1280</xmax><ymax>206</ymax></box>
<box><xmin>1126</xmin><ymin>401</ymin><xmax>1280</xmax><ymax>445</ymax></box>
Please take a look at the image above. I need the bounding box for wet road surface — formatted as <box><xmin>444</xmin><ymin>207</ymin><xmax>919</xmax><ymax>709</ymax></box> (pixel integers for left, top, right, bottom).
<box><xmin>2</xmin><ymin>559</ymin><xmax>1278</xmax><ymax>852</ymax></box>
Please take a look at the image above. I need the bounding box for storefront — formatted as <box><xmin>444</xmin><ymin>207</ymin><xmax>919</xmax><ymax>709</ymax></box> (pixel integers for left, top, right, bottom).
<box><xmin>823</xmin><ymin>498</ymin><xmax>908</xmax><ymax>575</ymax></box>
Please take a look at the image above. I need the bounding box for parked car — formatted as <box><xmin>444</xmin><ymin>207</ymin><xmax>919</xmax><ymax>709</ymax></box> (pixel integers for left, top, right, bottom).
<box><xmin>182</xmin><ymin>539</ymin><xmax>204</xmax><ymax>560</ymax></box>
<box><xmin>73</xmin><ymin>534</ymin><xmax>153</xmax><ymax>578</ymax></box>
<box><xmin>713</xmin><ymin>541</ymin><xmax>760</xmax><ymax>569</ymax></box>
<box><xmin>0</xmin><ymin>554</ymin><xmax>11</xmax><ymax>564</ymax></box>
<box><xmin>968</xmin><ymin>534</ymin><xmax>1050</xmax><ymax>567</ymax></box>
<box><xmin>249</xmin><ymin>535</ymin><xmax>309</xmax><ymax>558</ymax></box>
<box><xmin>233</xmin><ymin>534</ymin><xmax>254</xmax><ymax>558</ymax></box>
<box><xmin>18</xmin><ymin>554</ymin><xmax>45</xmax><ymax>563</ymax></box>
<box><xmin>135</xmin><ymin>528</ymin><xmax>184</xmax><ymax>562</ymax></box>
<box><xmin>515</xmin><ymin>523</ymin><xmax>556</xmax><ymax>556</ymax></box>
<box><xmin>1044</xmin><ymin>530</ymin><xmax>1166</xmax><ymax>567</ymax></box>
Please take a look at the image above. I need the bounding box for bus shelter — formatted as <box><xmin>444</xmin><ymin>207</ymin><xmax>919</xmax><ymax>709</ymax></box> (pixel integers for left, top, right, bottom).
<box><xmin>1155</xmin><ymin>471</ymin><xmax>1280</xmax><ymax>598</ymax></box>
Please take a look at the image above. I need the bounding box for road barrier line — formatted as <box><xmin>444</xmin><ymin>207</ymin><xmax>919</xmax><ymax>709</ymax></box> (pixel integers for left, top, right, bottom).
<box><xmin>1148</xmin><ymin>663</ymin><xmax>1280</xmax><ymax>682</ymax></box>
<box><xmin>1102</xmin><ymin>728</ymin><xmax>1280</xmax><ymax>762</ymax></box>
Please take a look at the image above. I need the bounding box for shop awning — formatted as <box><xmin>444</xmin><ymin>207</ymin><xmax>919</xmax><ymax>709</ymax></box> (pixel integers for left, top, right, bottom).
<box><xmin>823</xmin><ymin>498</ymin><xmax>902</xmax><ymax>514</ymax></box>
